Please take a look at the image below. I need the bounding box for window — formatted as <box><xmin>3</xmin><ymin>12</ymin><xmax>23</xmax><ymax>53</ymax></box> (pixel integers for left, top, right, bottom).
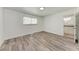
<box><xmin>23</xmin><ymin>17</ymin><xmax>37</xmax><ymax>24</ymax></box>
<box><xmin>64</xmin><ymin>16</ymin><xmax>71</xmax><ymax>22</ymax></box>
<box><xmin>64</xmin><ymin>16</ymin><xmax>74</xmax><ymax>25</ymax></box>
<box><xmin>31</xmin><ymin>18</ymin><xmax>37</xmax><ymax>24</ymax></box>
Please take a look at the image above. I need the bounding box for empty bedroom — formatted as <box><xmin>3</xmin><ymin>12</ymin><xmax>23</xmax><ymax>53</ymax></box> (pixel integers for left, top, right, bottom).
<box><xmin>0</xmin><ymin>7</ymin><xmax>79</xmax><ymax>51</ymax></box>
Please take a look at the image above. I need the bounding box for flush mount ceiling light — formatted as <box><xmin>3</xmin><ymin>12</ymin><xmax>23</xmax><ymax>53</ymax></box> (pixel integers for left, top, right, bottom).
<box><xmin>40</xmin><ymin>7</ymin><xmax>45</xmax><ymax>10</ymax></box>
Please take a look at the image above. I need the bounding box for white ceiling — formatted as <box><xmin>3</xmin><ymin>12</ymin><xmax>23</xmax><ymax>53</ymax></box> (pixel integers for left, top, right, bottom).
<box><xmin>4</xmin><ymin>7</ymin><xmax>75</xmax><ymax>16</ymax></box>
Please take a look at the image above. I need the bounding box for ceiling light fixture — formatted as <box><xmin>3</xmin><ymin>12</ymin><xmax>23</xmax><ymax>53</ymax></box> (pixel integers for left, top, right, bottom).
<box><xmin>40</xmin><ymin>7</ymin><xmax>44</xmax><ymax>10</ymax></box>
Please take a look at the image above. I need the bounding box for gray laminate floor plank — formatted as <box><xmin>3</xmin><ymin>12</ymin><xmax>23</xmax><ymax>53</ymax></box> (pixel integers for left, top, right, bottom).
<box><xmin>0</xmin><ymin>31</ymin><xmax>78</xmax><ymax>51</ymax></box>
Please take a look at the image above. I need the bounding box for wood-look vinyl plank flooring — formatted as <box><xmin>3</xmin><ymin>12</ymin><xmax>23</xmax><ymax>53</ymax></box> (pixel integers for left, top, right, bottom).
<box><xmin>0</xmin><ymin>31</ymin><xmax>78</xmax><ymax>51</ymax></box>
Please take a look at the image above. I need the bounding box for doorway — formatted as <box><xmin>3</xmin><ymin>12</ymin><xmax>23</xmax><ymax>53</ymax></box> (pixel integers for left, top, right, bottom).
<box><xmin>64</xmin><ymin>15</ymin><xmax>75</xmax><ymax>40</ymax></box>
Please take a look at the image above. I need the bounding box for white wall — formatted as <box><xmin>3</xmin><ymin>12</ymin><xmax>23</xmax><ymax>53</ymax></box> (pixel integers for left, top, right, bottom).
<box><xmin>0</xmin><ymin>8</ymin><xmax>4</xmax><ymax>47</ymax></box>
<box><xmin>44</xmin><ymin>9</ymin><xmax>75</xmax><ymax>36</ymax></box>
<box><xmin>3</xmin><ymin>9</ymin><xmax>44</xmax><ymax>40</ymax></box>
<box><xmin>44</xmin><ymin>14</ymin><xmax>64</xmax><ymax>35</ymax></box>
<box><xmin>0</xmin><ymin>8</ymin><xmax>3</xmax><ymax>39</ymax></box>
